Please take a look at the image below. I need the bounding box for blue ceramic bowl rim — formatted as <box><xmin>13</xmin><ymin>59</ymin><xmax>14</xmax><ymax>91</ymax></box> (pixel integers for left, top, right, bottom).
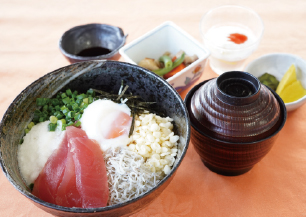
<box><xmin>184</xmin><ymin>77</ymin><xmax>287</xmax><ymax>145</ymax></box>
<box><xmin>0</xmin><ymin>60</ymin><xmax>190</xmax><ymax>214</ymax></box>
<box><xmin>58</xmin><ymin>23</ymin><xmax>128</xmax><ymax>61</ymax></box>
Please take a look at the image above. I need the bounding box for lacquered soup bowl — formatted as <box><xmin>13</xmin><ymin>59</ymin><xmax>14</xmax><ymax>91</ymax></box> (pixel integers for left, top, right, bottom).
<box><xmin>185</xmin><ymin>71</ymin><xmax>286</xmax><ymax>176</ymax></box>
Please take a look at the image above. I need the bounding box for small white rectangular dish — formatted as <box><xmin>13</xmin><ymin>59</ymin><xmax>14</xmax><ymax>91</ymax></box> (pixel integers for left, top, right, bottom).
<box><xmin>119</xmin><ymin>21</ymin><xmax>210</xmax><ymax>92</ymax></box>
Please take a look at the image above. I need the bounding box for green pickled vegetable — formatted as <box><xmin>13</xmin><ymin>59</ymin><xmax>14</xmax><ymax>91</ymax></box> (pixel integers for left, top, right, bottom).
<box><xmin>159</xmin><ymin>55</ymin><xmax>173</xmax><ymax>68</ymax></box>
<box><xmin>172</xmin><ymin>52</ymin><xmax>185</xmax><ymax>68</ymax></box>
<box><xmin>258</xmin><ymin>73</ymin><xmax>279</xmax><ymax>91</ymax></box>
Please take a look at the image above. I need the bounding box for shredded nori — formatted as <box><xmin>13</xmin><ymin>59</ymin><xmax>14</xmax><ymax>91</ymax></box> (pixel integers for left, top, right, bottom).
<box><xmin>29</xmin><ymin>183</ymin><xmax>34</xmax><ymax>191</ymax></box>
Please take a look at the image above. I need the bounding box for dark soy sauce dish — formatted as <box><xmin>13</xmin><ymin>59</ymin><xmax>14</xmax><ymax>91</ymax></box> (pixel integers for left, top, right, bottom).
<box><xmin>59</xmin><ymin>24</ymin><xmax>127</xmax><ymax>63</ymax></box>
<box><xmin>185</xmin><ymin>71</ymin><xmax>287</xmax><ymax>176</ymax></box>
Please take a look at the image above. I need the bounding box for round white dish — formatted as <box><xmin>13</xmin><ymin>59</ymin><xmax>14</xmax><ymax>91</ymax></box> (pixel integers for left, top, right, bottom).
<box><xmin>245</xmin><ymin>53</ymin><xmax>306</xmax><ymax>112</ymax></box>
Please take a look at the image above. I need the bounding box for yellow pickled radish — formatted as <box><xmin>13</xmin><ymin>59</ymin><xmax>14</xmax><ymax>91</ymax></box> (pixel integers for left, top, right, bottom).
<box><xmin>276</xmin><ymin>64</ymin><xmax>297</xmax><ymax>95</ymax></box>
<box><xmin>278</xmin><ymin>80</ymin><xmax>306</xmax><ymax>103</ymax></box>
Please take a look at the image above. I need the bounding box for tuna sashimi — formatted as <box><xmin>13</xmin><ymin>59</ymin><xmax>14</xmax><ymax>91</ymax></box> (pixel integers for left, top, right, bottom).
<box><xmin>32</xmin><ymin>132</ymin><xmax>69</xmax><ymax>204</ymax></box>
<box><xmin>71</xmin><ymin>137</ymin><xmax>109</xmax><ymax>208</ymax></box>
<box><xmin>32</xmin><ymin>126</ymin><xmax>109</xmax><ymax>208</ymax></box>
<box><xmin>55</xmin><ymin>146</ymin><xmax>81</xmax><ymax>208</ymax></box>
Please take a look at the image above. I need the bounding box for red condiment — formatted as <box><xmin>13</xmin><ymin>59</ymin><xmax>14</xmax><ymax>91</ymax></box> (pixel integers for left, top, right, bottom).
<box><xmin>228</xmin><ymin>33</ymin><xmax>248</xmax><ymax>44</ymax></box>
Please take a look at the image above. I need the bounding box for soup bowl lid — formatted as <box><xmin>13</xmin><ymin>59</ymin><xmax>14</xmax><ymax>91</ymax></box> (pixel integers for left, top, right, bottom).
<box><xmin>189</xmin><ymin>71</ymin><xmax>282</xmax><ymax>143</ymax></box>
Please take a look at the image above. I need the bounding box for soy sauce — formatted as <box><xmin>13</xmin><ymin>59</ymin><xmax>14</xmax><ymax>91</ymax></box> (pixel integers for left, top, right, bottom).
<box><xmin>77</xmin><ymin>47</ymin><xmax>112</xmax><ymax>57</ymax></box>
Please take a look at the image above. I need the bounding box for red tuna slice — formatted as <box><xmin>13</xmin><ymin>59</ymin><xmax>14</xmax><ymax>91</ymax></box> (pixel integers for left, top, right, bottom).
<box><xmin>32</xmin><ymin>127</ymin><xmax>109</xmax><ymax>208</ymax></box>
<box><xmin>55</xmin><ymin>143</ymin><xmax>82</xmax><ymax>208</ymax></box>
<box><xmin>32</xmin><ymin>132</ymin><xmax>68</xmax><ymax>204</ymax></box>
<box><xmin>32</xmin><ymin>126</ymin><xmax>87</xmax><ymax>204</ymax></box>
<box><xmin>70</xmin><ymin>137</ymin><xmax>109</xmax><ymax>208</ymax></box>
<box><xmin>66</xmin><ymin>125</ymin><xmax>88</xmax><ymax>139</ymax></box>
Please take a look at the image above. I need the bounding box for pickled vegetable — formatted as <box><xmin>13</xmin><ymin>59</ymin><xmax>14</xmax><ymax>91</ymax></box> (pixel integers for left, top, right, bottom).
<box><xmin>276</xmin><ymin>64</ymin><xmax>306</xmax><ymax>103</ymax></box>
<box><xmin>276</xmin><ymin>64</ymin><xmax>297</xmax><ymax>94</ymax></box>
<box><xmin>258</xmin><ymin>73</ymin><xmax>279</xmax><ymax>91</ymax></box>
<box><xmin>278</xmin><ymin>80</ymin><xmax>306</xmax><ymax>103</ymax></box>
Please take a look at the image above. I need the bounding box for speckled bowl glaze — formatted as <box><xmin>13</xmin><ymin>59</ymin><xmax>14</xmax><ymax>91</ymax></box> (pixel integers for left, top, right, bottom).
<box><xmin>185</xmin><ymin>71</ymin><xmax>286</xmax><ymax>176</ymax></box>
<box><xmin>59</xmin><ymin>24</ymin><xmax>127</xmax><ymax>63</ymax></box>
<box><xmin>0</xmin><ymin>61</ymin><xmax>190</xmax><ymax>216</ymax></box>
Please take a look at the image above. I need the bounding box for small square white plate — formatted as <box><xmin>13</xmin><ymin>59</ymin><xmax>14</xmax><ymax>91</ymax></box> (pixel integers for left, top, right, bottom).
<box><xmin>119</xmin><ymin>21</ymin><xmax>210</xmax><ymax>92</ymax></box>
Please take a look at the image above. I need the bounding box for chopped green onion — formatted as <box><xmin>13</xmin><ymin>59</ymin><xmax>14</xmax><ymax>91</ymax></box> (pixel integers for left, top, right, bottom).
<box><xmin>59</xmin><ymin>119</ymin><xmax>66</xmax><ymax>125</ymax></box>
<box><xmin>75</xmin><ymin>99</ymin><xmax>82</xmax><ymax>105</ymax></box>
<box><xmin>61</xmin><ymin>105</ymin><xmax>69</xmax><ymax>115</ymax></box>
<box><xmin>88</xmin><ymin>96</ymin><xmax>93</xmax><ymax>104</ymax></box>
<box><xmin>19</xmin><ymin>139</ymin><xmax>24</xmax><ymax>144</ymax></box>
<box><xmin>43</xmin><ymin>105</ymin><xmax>48</xmax><ymax>111</ymax></box>
<box><xmin>61</xmin><ymin>93</ymin><xmax>67</xmax><ymax>98</ymax></box>
<box><xmin>61</xmin><ymin>124</ymin><xmax>66</xmax><ymax>131</ymax></box>
<box><xmin>51</xmin><ymin>98</ymin><xmax>60</xmax><ymax>106</ymax></box>
<box><xmin>25</xmin><ymin>129</ymin><xmax>30</xmax><ymax>134</ymax></box>
<box><xmin>66</xmin><ymin>89</ymin><xmax>72</xmax><ymax>96</ymax></box>
<box><xmin>74</xmin><ymin>113</ymin><xmax>82</xmax><ymax>120</ymax></box>
<box><xmin>34</xmin><ymin>109</ymin><xmax>41</xmax><ymax>115</ymax></box>
<box><xmin>42</xmin><ymin>110</ymin><xmax>48</xmax><ymax>116</ymax></box>
<box><xmin>48</xmin><ymin>123</ymin><xmax>57</xmax><ymax>131</ymax></box>
<box><xmin>76</xmin><ymin>94</ymin><xmax>87</xmax><ymax>100</ymax></box>
<box><xmin>66</xmin><ymin>111</ymin><xmax>75</xmax><ymax>119</ymax></box>
<box><xmin>50</xmin><ymin>116</ymin><xmax>58</xmax><ymax>124</ymax></box>
<box><xmin>27</xmin><ymin>122</ymin><xmax>35</xmax><ymax>130</ymax></box>
<box><xmin>83</xmin><ymin>98</ymin><xmax>89</xmax><ymax>104</ymax></box>
<box><xmin>48</xmin><ymin>105</ymin><xmax>54</xmax><ymax>112</ymax></box>
<box><xmin>36</xmin><ymin>98</ymin><xmax>48</xmax><ymax>106</ymax></box>
<box><xmin>57</xmin><ymin>119</ymin><xmax>66</xmax><ymax>131</ymax></box>
<box><xmin>33</xmin><ymin>110</ymin><xmax>41</xmax><ymax>123</ymax></box>
<box><xmin>74</xmin><ymin>121</ymin><xmax>81</xmax><ymax>127</ymax></box>
<box><xmin>80</xmin><ymin>102</ymin><xmax>88</xmax><ymax>108</ymax></box>
<box><xmin>54</xmin><ymin>111</ymin><xmax>63</xmax><ymax>119</ymax></box>
<box><xmin>72</xmin><ymin>103</ymin><xmax>79</xmax><ymax>110</ymax></box>
<box><xmin>62</xmin><ymin>97</ymin><xmax>71</xmax><ymax>105</ymax></box>
<box><xmin>67</xmin><ymin>121</ymin><xmax>74</xmax><ymax>126</ymax></box>
<box><xmin>87</xmin><ymin>89</ymin><xmax>94</xmax><ymax>96</ymax></box>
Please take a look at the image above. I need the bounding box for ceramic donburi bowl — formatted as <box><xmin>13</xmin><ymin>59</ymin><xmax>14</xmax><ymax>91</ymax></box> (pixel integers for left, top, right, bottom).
<box><xmin>0</xmin><ymin>60</ymin><xmax>190</xmax><ymax>216</ymax></box>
